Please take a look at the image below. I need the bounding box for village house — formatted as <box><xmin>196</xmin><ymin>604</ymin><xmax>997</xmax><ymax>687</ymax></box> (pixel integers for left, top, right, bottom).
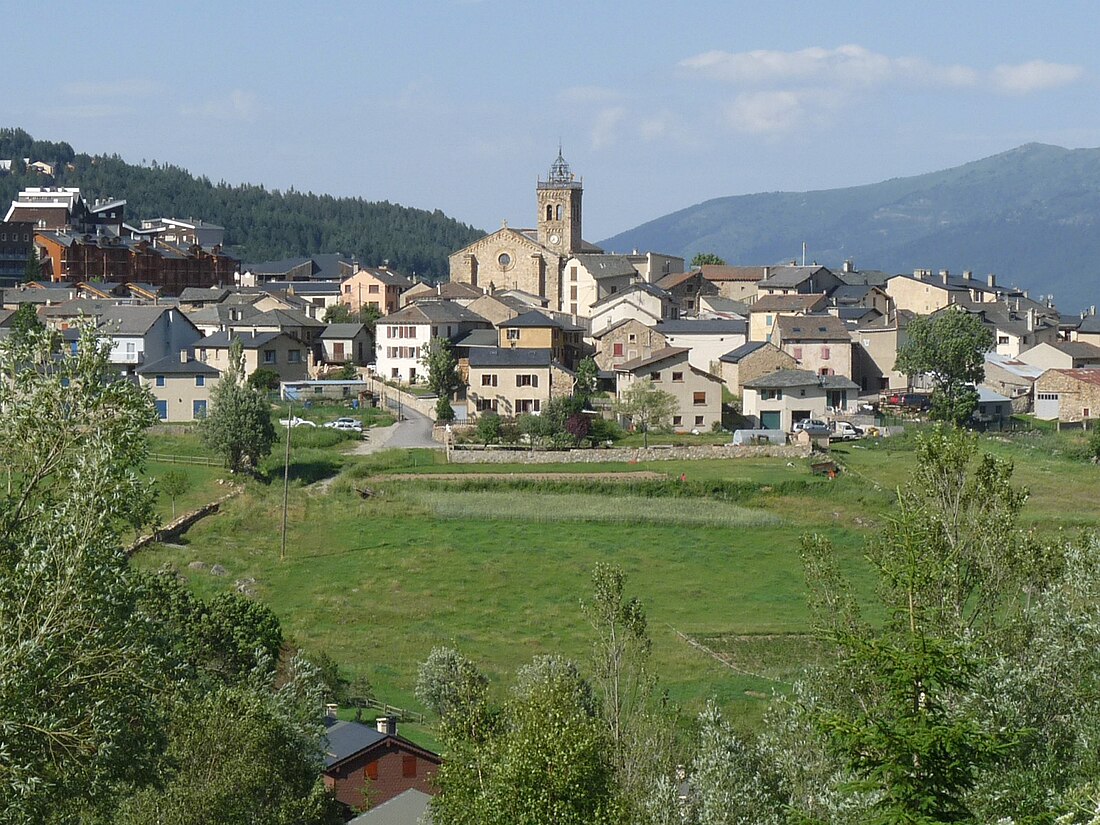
<box><xmin>497</xmin><ymin>310</ymin><xmax>585</xmax><ymax>369</ymax></box>
<box><xmin>942</xmin><ymin>302</ymin><xmax>1058</xmax><ymax>358</ymax></box>
<box><xmin>226</xmin><ymin>307</ymin><xmax>327</xmax><ymax>347</ymax></box>
<box><xmin>402</xmin><ymin>280</ymin><xmax>485</xmax><ymax>307</ymax></box>
<box><xmin>322</xmin><ymin>717</ymin><xmax>440</xmax><ymax>814</ymax></box>
<box><xmin>1017</xmin><ymin>340</ymin><xmax>1100</xmax><ymax>370</ymax></box>
<box><xmin>828</xmin><ymin>283</ymin><xmax>892</xmax><ymax>317</ymax></box>
<box><xmin>699</xmin><ymin>265</ymin><xmax>767</xmax><ymax>303</ymax></box>
<box><xmin>717</xmin><ymin>341</ymin><xmax>797</xmax><ymax>396</ymax></box>
<box><xmin>850</xmin><ymin>310</ymin><xmax>911</xmax><ymax>393</ymax></box>
<box><xmin>614</xmin><ymin>347</ymin><xmax>723</xmax><ymax>433</ymax></box>
<box><xmin>742</xmin><ymin>369</ymin><xmax>859</xmax><ymax>431</ymax></box>
<box><xmin>563</xmin><ymin>253</ymin><xmax>638</xmax><ymax>318</ymax></box>
<box><xmin>770</xmin><ymin>314</ymin><xmax>854</xmax><ymax>379</ymax></box>
<box><xmin>654</xmin><ymin>318</ymin><xmax>748</xmax><ymax>375</ymax></box>
<box><xmin>340</xmin><ymin>265</ymin><xmax>414</xmax><ymax>315</ymax></box>
<box><xmin>197</xmin><ymin>330</ymin><xmax>310</xmax><ymax>382</ymax></box>
<box><xmin>590</xmin><ymin>282</ymin><xmax>676</xmax><ymax>335</ymax></box>
<box><xmin>136</xmin><ymin>350</ymin><xmax>220</xmax><ymax>421</ymax></box>
<box><xmin>1070</xmin><ymin>313</ymin><xmax>1100</xmax><ymax>346</ymax></box>
<box><xmin>375</xmin><ymin>301</ymin><xmax>489</xmax><ymax>383</ymax></box>
<box><xmin>1033</xmin><ymin>368</ymin><xmax>1100</xmax><ymax>422</ymax></box>
<box><xmin>318</xmin><ymin>323</ymin><xmax>371</xmax><ymax>368</ymax></box>
<box><xmin>655</xmin><ymin>269</ymin><xmax>718</xmax><ymax>317</ymax></box>
<box><xmin>756</xmin><ymin>265</ymin><xmax>842</xmax><ymax>297</ymax></box>
<box><xmin>982</xmin><ymin>352</ymin><xmax>1044</xmax><ymax>410</ymax></box>
<box><xmin>465</xmin><ymin>347</ymin><xmax>573</xmax><ymax>418</ymax></box>
<box><xmin>747</xmin><ymin>293</ymin><xmax>827</xmax><ymax>342</ymax></box>
<box><xmin>591</xmin><ymin>318</ymin><xmax>667</xmax><ymax>372</ymax></box>
<box><xmin>96</xmin><ymin>305</ymin><xmax>203</xmax><ymax>376</ymax></box>
<box><xmin>885</xmin><ymin>269</ymin><xmax>1003</xmax><ymax>315</ymax></box>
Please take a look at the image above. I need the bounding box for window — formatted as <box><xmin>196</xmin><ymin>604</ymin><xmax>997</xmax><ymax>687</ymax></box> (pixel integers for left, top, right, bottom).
<box><xmin>365</xmin><ymin>761</ymin><xmax>378</xmax><ymax>781</ymax></box>
<box><xmin>821</xmin><ymin>347</ymin><xmax>830</xmax><ymax>360</ymax></box>
<box><xmin>481</xmin><ymin>373</ymin><xmax>498</xmax><ymax>387</ymax></box>
<box><xmin>195</xmin><ymin>375</ymin><xmax>205</xmax><ymax>387</ymax></box>
<box><xmin>693</xmin><ymin>391</ymin><xmax>706</xmax><ymax>405</ymax></box>
<box><xmin>765</xmin><ymin>314</ymin><xmax>773</xmax><ymax>326</ymax></box>
<box><xmin>613</xmin><ymin>343</ymin><xmax>624</xmax><ymax>357</ymax></box>
<box><xmin>368</xmin><ymin>284</ymin><xmax>379</xmax><ymax>294</ymax></box>
<box><xmin>1086</xmin><ymin>408</ymin><xmax>1092</xmax><ymax>418</ymax></box>
<box><xmin>570</xmin><ymin>266</ymin><xmax>578</xmax><ymax>281</ymax></box>
<box><xmin>498</xmin><ymin>252</ymin><xmax>512</xmax><ymax>268</ymax></box>
<box><xmin>314</xmin><ymin>386</ymin><xmax>324</xmax><ymax>395</ymax></box>
<box><xmin>288</xmin><ymin>350</ymin><xmax>302</xmax><ymax>363</ymax></box>
<box><xmin>998</xmin><ymin>335</ymin><xmax>1009</xmax><ymax>345</ymax></box>
<box><xmin>792</xmin><ymin>347</ymin><xmax>802</xmax><ymax>360</ymax></box>
<box><xmin>402</xmin><ymin>755</ymin><xmax>417</xmax><ymax>778</ymax></box>
<box><xmin>695</xmin><ymin>415</ymin><xmax>705</xmax><ymax>426</ymax></box>
<box><xmin>570</xmin><ymin>285</ymin><xmax>578</xmax><ymax>300</ymax></box>
<box><xmin>200</xmin><ymin>348</ymin><xmax>208</xmax><ymax>361</ymax></box>
<box><xmin>672</xmin><ymin>371</ymin><xmax>683</xmax><ymax>382</ymax></box>
<box><xmin>516</xmin><ymin>374</ymin><xmax>538</xmax><ymax>387</ymax></box>
<box><xmin>650</xmin><ymin>371</ymin><xmax>661</xmax><ymax>381</ymax></box>
<box><xmin>673</xmin><ymin>415</ymin><xmax>682</xmax><ymax>426</ymax></box>
<box><xmin>155</xmin><ymin>375</ymin><xmax>165</xmax><ymax>387</ymax></box>
<box><xmin>476</xmin><ymin>398</ymin><xmax>498</xmax><ymax>412</ymax></box>
<box><xmin>193</xmin><ymin>399</ymin><xmax>207</xmax><ymax>418</ymax></box>
<box><xmin>556</xmin><ymin>204</ymin><xmax>563</xmax><ymax>220</ymax></box>
<box><xmin>507</xmin><ymin>328</ymin><xmax>521</xmax><ymax>341</ymax></box>
<box><xmin>263</xmin><ymin>350</ymin><xmax>276</xmax><ymax>364</ymax></box>
<box><xmin>820</xmin><ymin>367</ymin><xmax>831</xmax><ymax>376</ymax></box>
<box><xmin>761</xmin><ymin>389</ymin><xmax>783</xmax><ymax>401</ymax></box>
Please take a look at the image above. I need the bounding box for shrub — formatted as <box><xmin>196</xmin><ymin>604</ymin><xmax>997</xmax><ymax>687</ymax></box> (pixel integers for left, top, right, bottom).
<box><xmin>475</xmin><ymin>412</ymin><xmax>502</xmax><ymax>445</ymax></box>
<box><xmin>247</xmin><ymin>367</ymin><xmax>280</xmax><ymax>391</ymax></box>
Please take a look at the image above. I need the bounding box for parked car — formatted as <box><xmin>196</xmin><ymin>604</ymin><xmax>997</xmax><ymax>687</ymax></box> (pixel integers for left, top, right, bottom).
<box><xmin>830</xmin><ymin>421</ymin><xmax>864</xmax><ymax>441</ymax></box>
<box><xmin>324</xmin><ymin>417</ymin><xmax>363</xmax><ymax>432</ymax></box>
<box><xmin>792</xmin><ymin>418</ymin><xmax>831</xmax><ymax>437</ymax></box>
<box><xmin>279</xmin><ymin>416</ymin><xmax>316</xmax><ymax>428</ymax></box>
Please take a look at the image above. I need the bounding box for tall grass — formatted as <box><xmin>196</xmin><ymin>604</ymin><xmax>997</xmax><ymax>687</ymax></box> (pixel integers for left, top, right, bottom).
<box><xmin>399</xmin><ymin>489</ymin><xmax>782</xmax><ymax>528</ymax></box>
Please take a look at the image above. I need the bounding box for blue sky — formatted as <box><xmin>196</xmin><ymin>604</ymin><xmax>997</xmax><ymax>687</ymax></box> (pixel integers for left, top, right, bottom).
<box><xmin>6</xmin><ymin>1</ymin><xmax>1100</xmax><ymax>244</ymax></box>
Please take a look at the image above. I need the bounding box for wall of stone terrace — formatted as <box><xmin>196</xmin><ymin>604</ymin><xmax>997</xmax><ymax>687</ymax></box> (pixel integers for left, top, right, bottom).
<box><xmin>446</xmin><ymin>443</ymin><xmax>812</xmax><ymax>463</ymax></box>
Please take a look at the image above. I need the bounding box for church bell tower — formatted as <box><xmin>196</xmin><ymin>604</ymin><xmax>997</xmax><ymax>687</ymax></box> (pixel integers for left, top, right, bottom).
<box><xmin>536</xmin><ymin>149</ymin><xmax>582</xmax><ymax>255</ymax></box>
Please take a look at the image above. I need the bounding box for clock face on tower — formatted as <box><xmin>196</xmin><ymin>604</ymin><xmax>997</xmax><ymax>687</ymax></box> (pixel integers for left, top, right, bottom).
<box><xmin>549</xmin><ymin>233</ymin><xmax>560</xmax><ymax>246</ymax></box>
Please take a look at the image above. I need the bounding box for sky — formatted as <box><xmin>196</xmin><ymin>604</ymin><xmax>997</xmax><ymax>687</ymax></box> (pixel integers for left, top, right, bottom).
<box><xmin>5</xmin><ymin>1</ymin><xmax>1100</xmax><ymax>244</ymax></box>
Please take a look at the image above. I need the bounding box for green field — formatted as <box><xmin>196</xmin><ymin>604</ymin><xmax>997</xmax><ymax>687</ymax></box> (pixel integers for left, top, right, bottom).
<box><xmin>133</xmin><ymin>425</ymin><xmax>1100</xmax><ymax>741</ymax></box>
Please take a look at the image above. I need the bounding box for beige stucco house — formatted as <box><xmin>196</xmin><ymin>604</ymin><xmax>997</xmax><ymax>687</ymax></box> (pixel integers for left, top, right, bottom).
<box><xmin>614</xmin><ymin>347</ymin><xmax>723</xmax><ymax>433</ymax></box>
<box><xmin>137</xmin><ymin>350</ymin><xmax>220</xmax><ymax>421</ymax></box>
<box><xmin>742</xmin><ymin>369</ymin><xmax>859</xmax><ymax>431</ymax></box>
<box><xmin>748</xmin><ymin>293</ymin><xmax>827</xmax><ymax>342</ymax></box>
<box><xmin>197</xmin><ymin>330</ymin><xmax>310</xmax><ymax>383</ymax></box>
<box><xmin>465</xmin><ymin>347</ymin><xmax>574</xmax><ymax>418</ymax></box>
<box><xmin>771</xmin><ymin>314</ymin><xmax>854</xmax><ymax>379</ymax></box>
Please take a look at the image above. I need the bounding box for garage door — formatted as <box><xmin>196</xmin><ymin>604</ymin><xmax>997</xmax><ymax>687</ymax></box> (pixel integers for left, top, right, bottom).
<box><xmin>760</xmin><ymin>411</ymin><xmax>782</xmax><ymax>430</ymax></box>
<box><xmin>1035</xmin><ymin>392</ymin><xmax>1060</xmax><ymax>420</ymax></box>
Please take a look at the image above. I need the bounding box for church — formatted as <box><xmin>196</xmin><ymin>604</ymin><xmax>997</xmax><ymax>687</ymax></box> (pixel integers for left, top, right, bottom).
<box><xmin>448</xmin><ymin>151</ymin><xmax>604</xmax><ymax>312</ymax></box>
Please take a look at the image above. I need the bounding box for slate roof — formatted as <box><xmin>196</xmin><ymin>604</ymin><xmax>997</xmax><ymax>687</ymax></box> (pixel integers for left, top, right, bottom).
<box><xmin>1076</xmin><ymin>314</ymin><xmax>1100</xmax><ymax>334</ymax></box>
<box><xmin>758</xmin><ymin>265</ymin><xmax>832</xmax><ymax>289</ymax></box>
<box><xmin>835</xmin><ymin>268</ymin><xmax>892</xmax><ymax>287</ymax></box>
<box><xmin>406</xmin><ymin>281</ymin><xmax>484</xmax><ymax>301</ymax></box>
<box><xmin>774</xmin><ymin>314</ymin><xmax>851</xmax><ymax>341</ymax></box>
<box><xmin>698</xmin><ymin>295</ymin><xmax>750</xmax><ymax>316</ymax></box>
<box><xmin>320</xmin><ymin>323</ymin><xmax>367</xmax><ymax>339</ymax></box>
<box><xmin>349</xmin><ymin>267</ymin><xmax>414</xmax><ymax>288</ymax></box>
<box><xmin>750</xmin><ymin>294</ymin><xmax>826</xmax><ymax>313</ymax></box>
<box><xmin>499</xmin><ymin>310</ymin><xmax>562</xmax><ymax>329</ymax></box>
<box><xmin>323</xmin><ymin>720</ymin><xmax>386</xmax><ymax>769</ymax></box>
<box><xmin>743</xmin><ymin>369</ymin><xmax>858</xmax><ymax>390</ymax></box>
<box><xmin>591</xmin><ymin>281</ymin><xmax>670</xmax><ymax>310</ymax></box>
<box><xmin>719</xmin><ymin>341</ymin><xmax>768</xmax><ymax>363</ymax></box>
<box><xmin>468</xmin><ymin>347</ymin><xmax>554</xmax><ymax>368</ymax></box>
<box><xmin>243</xmin><ymin>254</ymin><xmax>351</xmax><ymax>280</ymax></box>
<box><xmin>829</xmin><ymin>284</ymin><xmax>876</xmax><ymax>303</ymax></box>
<box><xmin>97</xmin><ymin>305</ymin><xmax>177</xmax><ymax>335</ymax></box>
<box><xmin>977</xmin><ymin>387</ymin><xmax>1011</xmax><ymax>403</ymax></box>
<box><xmin>136</xmin><ymin>353</ymin><xmax>220</xmax><ymax>376</ymax></box>
<box><xmin>199</xmin><ymin>330</ymin><xmax>285</xmax><ymax>349</ymax></box>
<box><xmin>1049</xmin><ymin>341</ymin><xmax>1100</xmax><ymax>358</ymax></box>
<box><xmin>179</xmin><ymin>287</ymin><xmax>232</xmax><ymax>304</ymax></box>
<box><xmin>453</xmin><ymin>328</ymin><xmax>500</xmax><ymax>348</ymax></box>
<box><xmin>386</xmin><ymin>300</ymin><xmax>487</xmax><ymax>325</ymax></box>
<box><xmin>238</xmin><ymin>308</ymin><xmax>325</xmax><ymax>329</ymax></box>
<box><xmin>655</xmin><ymin>319</ymin><xmax>747</xmax><ymax>335</ymax></box>
<box><xmin>572</xmin><ymin>254</ymin><xmax>637</xmax><ymax>280</ymax></box>
<box><xmin>347</xmin><ymin>789</ymin><xmax>433</xmax><ymax>825</ymax></box>
<box><xmin>263</xmin><ymin>280</ymin><xmax>341</xmax><ymax>296</ymax></box>
<box><xmin>614</xmin><ymin>347</ymin><xmax>690</xmax><ymax>372</ymax></box>
<box><xmin>187</xmin><ymin>304</ymin><xmax>262</xmax><ymax>326</ymax></box>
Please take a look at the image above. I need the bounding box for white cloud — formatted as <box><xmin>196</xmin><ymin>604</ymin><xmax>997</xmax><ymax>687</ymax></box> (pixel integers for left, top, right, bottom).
<box><xmin>180</xmin><ymin>90</ymin><xmax>260</xmax><ymax>122</ymax></box>
<box><xmin>591</xmin><ymin>106</ymin><xmax>627</xmax><ymax>150</ymax></box>
<box><xmin>679</xmin><ymin>45</ymin><xmax>1079</xmax><ymax>96</ymax></box>
<box><xmin>992</xmin><ymin>60</ymin><xmax>1084</xmax><ymax>94</ymax></box>
<box><xmin>726</xmin><ymin>90</ymin><xmax>804</xmax><ymax>134</ymax></box>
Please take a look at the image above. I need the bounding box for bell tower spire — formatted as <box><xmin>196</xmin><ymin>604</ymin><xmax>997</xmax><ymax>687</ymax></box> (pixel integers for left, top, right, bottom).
<box><xmin>536</xmin><ymin>147</ymin><xmax>582</xmax><ymax>255</ymax></box>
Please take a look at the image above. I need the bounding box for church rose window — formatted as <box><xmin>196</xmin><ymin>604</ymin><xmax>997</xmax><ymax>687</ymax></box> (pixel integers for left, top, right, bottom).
<box><xmin>498</xmin><ymin>253</ymin><xmax>512</xmax><ymax>268</ymax></box>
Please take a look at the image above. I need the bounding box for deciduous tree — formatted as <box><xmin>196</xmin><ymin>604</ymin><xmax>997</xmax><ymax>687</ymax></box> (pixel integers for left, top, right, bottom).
<box><xmin>614</xmin><ymin>379</ymin><xmax>677</xmax><ymax>448</ymax></box>
<box><xmin>201</xmin><ymin>340</ymin><xmax>276</xmax><ymax>473</ymax></box>
<box><xmin>421</xmin><ymin>337</ymin><xmax>460</xmax><ymax>397</ymax></box>
<box><xmin>691</xmin><ymin>253</ymin><xmax>727</xmax><ymax>267</ymax></box>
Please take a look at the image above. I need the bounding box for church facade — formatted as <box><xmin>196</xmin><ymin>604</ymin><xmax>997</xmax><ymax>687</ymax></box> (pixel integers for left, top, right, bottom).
<box><xmin>449</xmin><ymin>152</ymin><xmax>601</xmax><ymax>312</ymax></box>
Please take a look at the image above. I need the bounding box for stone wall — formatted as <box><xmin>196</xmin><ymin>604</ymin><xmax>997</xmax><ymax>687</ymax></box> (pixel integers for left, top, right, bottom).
<box><xmin>447</xmin><ymin>443</ymin><xmax>812</xmax><ymax>464</ymax></box>
<box><xmin>368</xmin><ymin>376</ymin><xmax>438</xmax><ymax>420</ymax></box>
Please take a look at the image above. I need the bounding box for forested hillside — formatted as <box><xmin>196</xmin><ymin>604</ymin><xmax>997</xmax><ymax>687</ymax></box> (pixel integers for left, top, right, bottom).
<box><xmin>600</xmin><ymin>143</ymin><xmax>1100</xmax><ymax>311</ymax></box>
<box><xmin>0</xmin><ymin>128</ymin><xmax>483</xmax><ymax>280</ymax></box>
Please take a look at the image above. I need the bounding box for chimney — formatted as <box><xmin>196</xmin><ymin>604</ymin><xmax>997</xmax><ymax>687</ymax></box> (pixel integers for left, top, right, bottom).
<box><xmin>180</xmin><ymin>349</ymin><xmax>189</xmax><ymax>363</ymax></box>
<box><xmin>843</xmin><ymin>259</ymin><xmax>854</xmax><ymax>273</ymax></box>
<box><xmin>987</xmin><ymin>273</ymin><xmax>996</xmax><ymax>288</ymax></box>
<box><xmin>1027</xmin><ymin>308</ymin><xmax>1036</xmax><ymax>332</ymax></box>
<box><xmin>940</xmin><ymin>269</ymin><xmax>949</xmax><ymax>285</ymax></box>
<box><xmin>913</xmin><ymin>268</ymin><xmax>924</xmax><ymax>280</ymax></box>
<box><xmin>375</xmin><ymin>716</ymin><xmax>397</xmax><ymax>736</ymax></box>
<box><xmin>963</xmin><ymin>270</ymin><xmax>972</xmax><ymax>281</ymax></box>
<box><xmin>325</xmin><ymin>703</ymin><xmax>338</xmax><ymax>721</ymax></box>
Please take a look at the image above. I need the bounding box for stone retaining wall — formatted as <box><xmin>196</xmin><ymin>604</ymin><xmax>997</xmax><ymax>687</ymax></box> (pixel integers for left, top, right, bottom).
<box><xmin>447</xmin><ymin>444</ymin><xmax>812</xmax><ymax>464</ymax></box>
<box><xmin>127</xmin><ymin>485</ymin><xmax>242</xmax><ymax>555</ymax></box>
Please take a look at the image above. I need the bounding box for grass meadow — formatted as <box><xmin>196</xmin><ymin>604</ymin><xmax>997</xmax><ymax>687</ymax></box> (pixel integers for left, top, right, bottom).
<box><xmin>133</xmin><ymin>424</ymin><xmax>1100</xmax><ymax>743</ymax></box>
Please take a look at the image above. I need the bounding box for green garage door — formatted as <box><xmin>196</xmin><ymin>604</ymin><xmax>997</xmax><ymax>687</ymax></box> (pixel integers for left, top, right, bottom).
<box><xmin>760</xmin><ymin>411</ymin><xmax>782</xmax><ymax>430</ymax></box>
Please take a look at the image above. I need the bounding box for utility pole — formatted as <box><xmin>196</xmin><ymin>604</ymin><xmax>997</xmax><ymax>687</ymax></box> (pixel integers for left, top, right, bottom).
<box><xmin>280</xmin><ymin>400</ymin><xmax>292</xmax><ymax>562</ymax></box>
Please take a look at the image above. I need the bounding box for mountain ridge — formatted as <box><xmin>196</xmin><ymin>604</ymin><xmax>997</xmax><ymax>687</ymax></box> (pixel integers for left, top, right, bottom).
<box><xmin>599</xmin><ymin>143</ymin><xmax>1100</xmax><ymax>310</ymax></box>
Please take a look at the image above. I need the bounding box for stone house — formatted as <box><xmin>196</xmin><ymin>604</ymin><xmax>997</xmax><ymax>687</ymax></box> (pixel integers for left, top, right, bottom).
<box><xmin>465</xmin><ymin>347</ymin><xmax>574</xmax><ymax>418</ymax></box>
<box><xmin>591</xmin><ymin>318</ymin><xmax>666</xmax><ymax>372</ymax></box>
<box><xmin>742</xmin><ymin>369</ymin><xmax>859</xmax><ymax>431</ymax></box>
<box><xmin>885</xmin><ymin>270</ymin><xmax>1003</xmax><ymax>316</ymax></box>
<box><xmin>614</xmin><ymin>347</ymin><xmax>723</xmax><ymax>432</ymax></box>
<box><xmin>655</xmin><ymin>269</ymin><xmax>718</xmax><ymax>317</ymax></box>
<box><xmin>718</xmin><ymin>341</ymin><xmax>797</xmax><ymax>396</ymax></box>
<box><xmin>699</xmin><ymin>265</ymin><xmax>767</xmax><ymax>303</ymax></box>
<box><xmin>982</xmin><ymin>352</ymin><xmax>1044</xmax><ymax>410</ymax></box>
<box><xmin>771</xmin><ymin>314</ymin><xmax>853</xmax><ymax>379</ymax></box>
<box><xmin>1033</xmin><ymin>369</ymin><xmax>1100</xmax><ymax>422</ymax></box>
<box><xmin>136</xmin><ymin>350</ymin><xmax>220</xmax><ymax>421</ymax></box>
<box><xmin>497</xmin><ymin>309</ymin><xmax>585</xmax><ymax>370</ymax></box>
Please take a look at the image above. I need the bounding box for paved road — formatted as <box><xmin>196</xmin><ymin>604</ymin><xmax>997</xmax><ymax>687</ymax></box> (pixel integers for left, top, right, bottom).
<box><xmin>353</xmin><ymin>405</ymin><xmax>440</xmax><ymax>455</ymax></box>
